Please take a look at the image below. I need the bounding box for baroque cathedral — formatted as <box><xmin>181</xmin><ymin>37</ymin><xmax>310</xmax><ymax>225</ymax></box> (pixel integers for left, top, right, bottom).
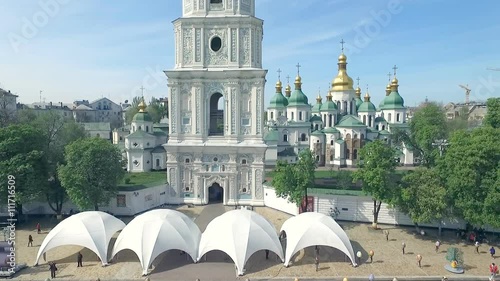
<box><xmin>123</xmin><ymin>0</ymin><xmax>414</xmax><ymax>207</ymax></box>
<box><xmin>264</xmin><ymin>53</ymin><xmax>414</xmax><ymax>167</ymax></box>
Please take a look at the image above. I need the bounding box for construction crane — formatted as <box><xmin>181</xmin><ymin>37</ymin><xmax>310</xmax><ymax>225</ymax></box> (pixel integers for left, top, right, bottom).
<box><xmin>487</xmin><ymin>68</ymin><xmax>500</xmax><ymax>71</ymax></box>
<box><xmin>459</xmin><ymin>84</ymin><xmax>471</xmax><ymax>104</ymax></box>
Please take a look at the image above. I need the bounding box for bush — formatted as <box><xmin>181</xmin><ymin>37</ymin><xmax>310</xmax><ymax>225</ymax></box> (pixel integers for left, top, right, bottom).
<box><xmin>124</xmin><ymin>178</ymin><xmax>131</xmax><ymax>184</ymax></box>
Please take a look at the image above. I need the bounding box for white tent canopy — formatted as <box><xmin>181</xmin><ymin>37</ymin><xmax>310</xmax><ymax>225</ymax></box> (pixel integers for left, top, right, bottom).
<box><xmin>35</xmin><ymin>211</ymin><xmax>125</xmax><ymax>266</ymax></box>
<box><xmin>111</xmin><ymin>209</ymin><xmax>201</xmax><ymax>275</ymax></box>
<box><xmin>198</xmin><ymin>209</ymin><xmax>284</xmax><ymax>275</ymax></box>
<box><xmin>280</xmin><ymin>212</ymin><xmax>356</xmax><ymax>267</ymax></box>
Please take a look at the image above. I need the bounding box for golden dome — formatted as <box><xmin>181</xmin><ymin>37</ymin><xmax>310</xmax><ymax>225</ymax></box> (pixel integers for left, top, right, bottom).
<box><xmin>392</xmin><ymin>77</ymin><xmax>399</xmax><ymax>84</ymax></box>
<box><xmin>285</xmin><ymin>84</ymin><xmax>292</xmax><ymax>97</ymax></box>
<box><xmin>391</xmin><ymin>76</ymin><xmax>399</xmax><ymax>91</ymax></box>
<box><xmin>275</xmin><ymin>80</ymin><xmax>283</xmax><ymax>92</ymax></box>
<box><xmin>294</xmin><ymin>75</ymin><xmax>302</xmax><ymax>89</ymax></box>
<box><xmin>364</xmin><ymin>92</ymin><xmax>370</xmax><ymax>102</ymax></box>
<box><xmin>316</xmin><ymin>93</ymin><xmax>322</xmax><ymax>102</ymax></box>
<box><xmin>138</xmin><ymin>100</ymin><xmax>147</xmax><ymax>112</ymax></box>
<box><xmin>331</xmin><ymin>52</ymin><xmax>354</xmax><ymax>92</ymax></box>
<box><xmin>355</xmin><ymin>86</ymin><xmax>361</xmax><ymax>97</ymax></box>
<box><xmin>385</xmin><ymin>84</ymin><xmax>391</xmax><ymax>96</ymax></box>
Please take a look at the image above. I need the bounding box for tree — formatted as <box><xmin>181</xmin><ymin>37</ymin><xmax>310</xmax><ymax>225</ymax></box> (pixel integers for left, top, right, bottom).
<box><xmin>440</xmin><ymin>127</ymin><xmax>500</xmax><ymax>228</ymax></box>
<box><xmin>272</xmin><ymin>149</ymin><xmax>316</xmax><ymax>212</ymax></box>
<box><xmin>0</xmin><ymin>125</ymin><xmax>48</xmax><ymax>211</ymax></box>
<box><xmin>353</xmin><ymin>140</ymin><xmax>398</xmax><ymax>228</ymax></box>
<box><xmin>484</xmin><ymin>97</ymin><xmax>500</xmax><ymax>128</ymax></box>
<box><xmin>446</xmin><ymin>106</ymin><xmax>469</xmax><ymax>133</ymax></box>
<box><xmin>392</xmin><ymin>102</ymin><xmax>447</xmax><ymax>167</ymax></box>
<box><xmin>30</xmin><ymin>111</ymin><xmax>87</xmax><ymax>215</ymax></box>
<box><xmin>125</xmin><ymin>96</ymin><xmax>167</xmax><ymax>124</ymax></box>
<box><xmin>396</xmin><ymin>167</ymin><xmax>448</xmax><ymax>226</ymax></box>
<box><xmin>58</xmin><ymin>137</ymin><xmax>125</xmax><ymax>210</ymax></box>
<box><xmin>333</xmin><ymin>169</ymin><xmax>352</xmax><ymax>190</ymax></box>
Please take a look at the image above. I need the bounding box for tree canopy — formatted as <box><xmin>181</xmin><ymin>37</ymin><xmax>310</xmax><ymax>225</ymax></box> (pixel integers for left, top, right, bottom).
<box><xmin>58</xmin><ymin>137</ymin><xmax>125</xmax><ymax>210</ymax></box>
<box><xmin>272</xmin><ymin>149</ymin><xmax>316</xmax><ymax>211</ymax></box>
<box><xmin>484</xmin><ymin>97</ymin><xmax>500</xmax><ymax>128</ymax></box>
<box><xmin>393</xmin><ymin>102</ymin><xmax>447</xmax><ymax>167</ymax></box>
<box><xmin>396</xmin><ymin>167</ymin><xmax>448</xmax><ymax>224</ymax></box>
<box><xmin>353</xmin><ymin>140</ymin><xmax>398</xmax><ymax>227</ymax></box>
<box><xmin>0</xmin><ymin>125</ymin><xmax>48</xmax><ymax>206</ymax></box>
<box><xmin>439</xmin><ymin>126</ymin><xmax>500</xmax><ymax>228</ymax></box>
<box><xmin>125</xmin><ymin>96</ymin><xmax>167</xmax><ymax>124</ymax></box>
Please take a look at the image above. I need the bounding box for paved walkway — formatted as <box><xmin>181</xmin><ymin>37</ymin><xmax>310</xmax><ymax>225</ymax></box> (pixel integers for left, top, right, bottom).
<box><xmin>150</xmin><ymin>203</ymin><xmax>236</xmax><ymax>281</ymax></box>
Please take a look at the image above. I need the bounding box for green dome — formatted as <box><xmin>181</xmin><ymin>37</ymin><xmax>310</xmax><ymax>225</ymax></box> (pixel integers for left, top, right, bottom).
<box><xmin>269</xmin><ymin>91</ymin><xmax>288</xmax><ymax>108</ymax></box>
<box><xmin>288</xmin><ymin>89</ymin><xmax>309</xmax><ymax>106</ymax></box>
<box><xmin>312</xmin><ymin>102</ymin><xmax>322</xmax><ymax>113</ymax></box>
<box><xmin>132</xmin><ymin>111</ymin><xmax>153</xmax><ymax>122</ymax></box>
<box><xmin>310</xmin><ymin>115</ymin><xmax>322</xmax><ymax>122</ymax></box>
<box><xmin>358</xmin><ymin>101</ymin><xmax>377</xmax><ymax>112</ymax></box>
<box><xmin>383</xmin><ymin>91</ymin><xmax>405</xmax><ymax>109</ymax></box>
<box><xmin>355</xmin><ymin>97</ymin><xmax>363</xmax><ymax>109</ymax></box>
<box><xmin>311</xmin><ymin>130</ymin><xmax>325</xmax><ymax>136</ymax></box>
<box><xmin>320</xmin><ymin>100</ymin><xmax>337</xmax><ymax>111</ymax></box>
<box><xmin>264</xmin><ymin>128</ymin><xmax>279</xmax><ymax>142</ymax></box>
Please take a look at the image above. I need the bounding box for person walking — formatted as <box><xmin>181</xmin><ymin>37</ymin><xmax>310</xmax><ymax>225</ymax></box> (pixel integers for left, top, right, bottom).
<box><xmin>435</xmin><ymin>240</ymin><xmax>441</xmax><ymax>253</ymax></box>
<box><xmin>475</xmin><ymin>241</ymin><xmax>480</xmax><ymax>254</ymax></box>
<box><xmin>368</xmin><ymin>250</ymin><xmax>374</xmax><ymax>263</ymax></box>
<box><xmin>402</xmin><ymin>242</ymin><xmax>406</xmax><ymax>255</ymax></box>
<box><xmin>49</xmin><ymin>262</ymin><xmax>57</xmax><ymax>278</ymax></box>
<box><xmin>315</xmin><ymin>255</ymin><xmax>319</xmax><ymax>272</ymax></box>
<box><xmin>265</xmin><ymin>250</ymin><xmax>269</xmax><ymax>260</ymax></box>
<box><xmin>77</xmin><ymin>252</ymin><xmax>83</xmax><ymax>267</ymax></box>
<box><xmin>490</xmin><ymin>247</ymin><xmax>496</xmax><ymax>259</ymax></box>
<box><xmin>490</xmin><ymin>263</ymin><xmax>498</xmax><ymax>280</ymax></box>
<box><xmin>36</xmin><ymin>223</ymin><xmax>41</xmax><ymax>234</ymax></box>
<box><xmin>28</xmin><ymin>235</ymin><xmax>33</xmax><ymax>247</ymax></box>
<box><xmin>384</xmin><ymin>230</ymin><xmax>389</xmax><ymax>241</ymax></box>
<box><xmin>416</xmin><ymin>254</ymin><xmax>422</xmax><ymax>267</ymax></box>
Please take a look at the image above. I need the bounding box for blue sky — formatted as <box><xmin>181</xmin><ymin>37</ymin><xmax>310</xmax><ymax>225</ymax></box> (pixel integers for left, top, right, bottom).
<box><xmin>1</xmin><ymin>0</ymin><xmax>499</xmax><ymax>107</ymax></box>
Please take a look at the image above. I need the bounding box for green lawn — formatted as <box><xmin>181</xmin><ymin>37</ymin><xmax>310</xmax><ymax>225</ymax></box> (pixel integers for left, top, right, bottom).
<box><xmin>118</xmin><ymin>171</ymin><xmax>167</xmax><ymax>191</ymax></box>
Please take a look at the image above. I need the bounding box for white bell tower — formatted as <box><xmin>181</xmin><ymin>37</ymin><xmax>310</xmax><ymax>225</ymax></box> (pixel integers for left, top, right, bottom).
<box><xmin>164</xmin><ymin>0</ymin><xmax>267</xmax><ymax>206</ymax></box>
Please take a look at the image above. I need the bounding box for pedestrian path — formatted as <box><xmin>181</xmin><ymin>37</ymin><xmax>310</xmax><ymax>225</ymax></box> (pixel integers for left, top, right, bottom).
<box><xmin>193</xmin><ymin>203</ymin><xmax>226</xmax><ymax>232</ymax></box>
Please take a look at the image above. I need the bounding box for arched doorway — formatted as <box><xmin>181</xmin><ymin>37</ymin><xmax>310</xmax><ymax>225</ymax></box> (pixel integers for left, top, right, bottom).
<box><xmin>209</xmin><ymin>93</ymin><xmax>224</xmax><ymax>136</ymax></box>
<box><xmin>208</xmin><ymin>182</ymin><xmax>223</xmax><ymax>203</ymax></box>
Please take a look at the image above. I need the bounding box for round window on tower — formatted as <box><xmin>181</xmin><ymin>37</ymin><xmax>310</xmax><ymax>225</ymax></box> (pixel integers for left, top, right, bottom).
<box><xmin>210</xmin><ymin>36</ymin><xmax>222</xmax><ymax>52</ymax></box>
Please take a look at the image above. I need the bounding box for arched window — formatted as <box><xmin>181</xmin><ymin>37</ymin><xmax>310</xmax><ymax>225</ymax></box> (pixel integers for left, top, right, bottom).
<box><xmin>397</xmin><ymin>113</ymin><xmax>400</xmax><ymax>122</ymax></box>
<box><xmin>388</xmin><ymin>113</ymin><xmax>392</xmax><ymax>122</ymax></box>
<box><xmin>291</xmin><ymin>112</ymin><xmax>295</xmax><ymax>120</ymax></box>
<box><xmin>300</xmin><ymin>133</ymin><xmax>306</xmax><ymax>141</ymax></box>
<box><xmin>363</xmin><ymin>115</ymin><xmax>366</xmax><ymax>125</ymax></box>
<box><xmin>146</xmin><ymin>126</ymin><xmax>149</xmax><ymax>132</ymax></box>
<box><xmin>330</xmin><ymin>154</ymin><xmax>334</xmax><ymax>161</ymax></box>
<box><xmin>283</xmin><ymin>134</ymin><xmax>288</xmax><ymax>142</ymax></box>
<box><xmin>209</xmin><ymin>93</ymin><xmax>224</xmax><ymax>136</ymax></box>
<box><xmin>315</xmin><ymin>124</ymin><xmax>319</xmax><ymax>130</ymax></box>
<box><xmin>360</xmin><ymin>134</ymin><xmax>365</xmax><ymax>140</ymax></box>
<box><xmin>316</xmin><ymin>155</ymin><xmax>320</xmax><ymax>162</ymax></box>
<box><xmin>328</xmin><ymin>114</ymin><xmax>333</xmax><ymax>127</ymax></box>
<box><xmin>299</xmin><ymin>111</ymin><xmax>303</xmax><ymax>121</ymax></box>
<box><xmin>353</xmin><ymin>149</ymin><xmax>358</xmax><ymax>160</ymax></box>
<box><xmin>156</xmin><ymin>159</ymin><xmax>160</xmax><ymax>167</ymax></box>
<box><xmin>353</xmin><ymin>134</ymin><xmax>358</xmax><ymax>139</ymax></box>
<box><xmin>270</xmin><ymin>112</ymin><xmax>274</xmax><ymax>120</ymax></box>
<box><xmin>138</xmin><ymin>126</ymin><xmax>142</xmax><ymax>131</ymax></box>
<box><xmin>368</xmin><ymin>115</ymin><xmax>373</xmax><ymax>127</ymax></box>
<box><xmin>376</xmin><ymin>125</ymin><xmax>379</xmax><ymax>131</ymax></box>
<box><xmin>346</xmin><ymin>149</ymin><xmax>350</xmax><ymax>159</ymax></box>
<box><xmin>382</xmin><ymin>125</ymin><xmax>386</xmax><ymax>130</ymax></box>
<box><xmin>330</xmin><ymin>140</ymin><xmax>334</xmax><ymax>145</ymax></box>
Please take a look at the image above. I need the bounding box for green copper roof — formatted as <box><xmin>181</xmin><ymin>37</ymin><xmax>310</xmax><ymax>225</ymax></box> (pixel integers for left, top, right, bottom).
<box><xmin>374</xmin><ymin>116</ymin><xmax>386</xmax><ymax>123</ymax></box>
<box><xmin>320</xmin><ymin>100</ymin><xmax>337</xmax><ymax>111</ymax></box>
<box><xmin>288</xmin><ymin>89</ymin><xmax>309</xmax><ymax>106</ymax></box>
<box><xmin>269</xmin><ymin>91</ymin><xmax>288</xmax><ymax>108</ymax></box>
<box><xmin>357</xmin><ymin>100</ymin><xmax>377</xmax><ymax>112</ymax></box>
<box><xmin>312</xmin><ymin>102</ymin><xmax>322</xmax><ymax>113</ymax></box>
<box><xmin>127</xmin><ymin>130</ymin><xmax>155</xmax><ymax>139</ymax></box>
<box><xmin>336</xmin><ymin>115</ymin><xmax>367</xmax><ymax>128</ymax></box>
<box><xmin>310</xmin><ymin>115</ymin><xmax>322</xmax><ymax>122</ymax></box>
<box><xmin>322</xmin><ymin>127</ymin><xmax>339</xmax><ymax>134</ymax></box>
<box><xmin>379</xmin><ymin>130</ymin><xmax>391</xmax><ymax>135</ymax></box>
<box><xmin>132</xmin><ymin>112</ymin><xmax>153</xmax><ymax>122</ymax></box>
<box><xmin>311</xmin><ymin>130</ymin><xmax>325</xmax><ymax>136</ymax></box>
<box><xmin>383</xmin><ymin>91</ymin><xmax>405</xmax><ymax>109</ymax></box>
<box><xmin>379</xmin><ymin>99</ymin><xmax>386</xmax><ymax>110</ymax></box>
<box><xmin>355</xmin><ymin>97</ymin><xmax>363</xmax><ymax>109</ymax></box>
<box><xmin>264</xmin><ymin>129</ymin><xmax>279</xmax><ymax>142</ymax></box>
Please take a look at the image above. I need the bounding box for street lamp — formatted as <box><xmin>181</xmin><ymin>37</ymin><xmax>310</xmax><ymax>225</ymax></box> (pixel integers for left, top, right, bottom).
<box><xmin>432</xmin><ymin>139</ymin><xmax>449</xmax><ymax>157</ymax></box>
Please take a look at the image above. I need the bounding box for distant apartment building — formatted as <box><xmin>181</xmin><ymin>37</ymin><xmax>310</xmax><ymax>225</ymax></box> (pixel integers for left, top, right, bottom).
<box><xmin>444</xmin><ymin>102</ymin><xmax>487</xmax><ymax>125</ymax></box>
<box><xmin>0</xmin><ymin>88</ymin><xmax>18</xmax><ymax>126</ymax></box>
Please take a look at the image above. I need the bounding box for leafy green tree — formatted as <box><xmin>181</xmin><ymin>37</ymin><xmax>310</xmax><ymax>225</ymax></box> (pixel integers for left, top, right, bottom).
<box><xmin>396</xmin><ymin>167</ymin><xmax>448</xmax><ymax>225</ymax></box>
<box><xmin>58</xmin><ymin>137</ymin><xmax>125</xmax><ymax>210</ymax></box>
<box><xmin>440</xmin><ymin>126</ymin><xmax>500</xmax><ymax>228</ymax></box>
<box><xmin>125</xmin><ymin>96</ymin><xmax>167</xmax><ymax>124</ymax></box>
<box><xmin>30</xmin><ymin>111</ymin><xmax>87</xmax><ymax>215</ymax></box>
<box><xmin>392</xmin><ymin>102</ymin><xmax>447</xmax><ymax>167</ymax></box>
<box><xmin>335</xmin><ymin>170</ymin><xmax>353</xmax><ymax>190</ymax></box>
<box><xmin>353</xmin><ymin>140</ymin><xmax>398</xmax><ymax>228</ymax></box>
<box><xmin>446</xmin><ymin>106</ymin><xmax>469</xmax><ymax>133</ymax></box>
<box><xmin>0</xmin><ymin>125</ymin><xmax>48</xmax><ymax>211</ymax></box>
<box><xmin>272</xmin><ymin>149</ymin><xmax>316</xmax><ymax>212</ymax></box>
<box><xmin>484</xmin><ymin>97</ymin><xmax>500</xmax><ymax>128</ymax></box>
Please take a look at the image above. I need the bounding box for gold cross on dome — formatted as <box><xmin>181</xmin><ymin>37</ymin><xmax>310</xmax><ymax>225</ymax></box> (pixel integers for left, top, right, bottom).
<box><xmin>393</xmin><ymin>65</ymin><xmax>398</xmax><ymax>76</ymax></box>
<box><xmin>340</xmin><ymin>39</ymin><xmax>345</xmax><ymax>52</ymax></box>
<box><xmin>286</xmin><ymin>75</ymin><xmax>290</xmax><ymax>84</ymax></box>
<box><xmin>356</xmin><ymin>77</ymin><xmax>360</xmax><ymax>87</ymax></box>
<box><xmin>296</xmin><ymin>63</ymin><xmax>301</xmax><ymax>75</ymax></box>
<box><xmin>277</xmin><ymin>68</ymin><xmax>282</xmax><ymax>81</ymax></box>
